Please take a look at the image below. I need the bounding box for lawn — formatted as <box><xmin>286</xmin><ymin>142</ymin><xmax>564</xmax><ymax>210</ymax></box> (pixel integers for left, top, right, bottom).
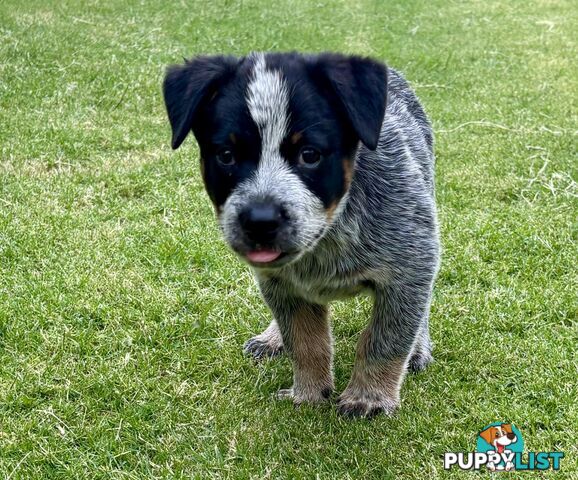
<box><xmin>0</xmin><ymin>0</ymin><xmax>576</xmax><ymax>478</ymax></box>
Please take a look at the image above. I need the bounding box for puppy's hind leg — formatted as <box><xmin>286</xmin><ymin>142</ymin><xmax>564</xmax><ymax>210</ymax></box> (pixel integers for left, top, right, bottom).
<box><xmin>337</xmin><ymin>281</ymin><xmax>433</xmax><ymax>418</ymax></box>
<box><xmin>244</xmin><ymin>319</ymin><xmax>284</xmax><ymax>360</ymax></box>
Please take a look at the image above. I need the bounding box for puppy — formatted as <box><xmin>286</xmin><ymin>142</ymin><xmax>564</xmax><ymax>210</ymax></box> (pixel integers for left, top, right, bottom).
<box><xmin>162</xmin><ymin>52</ymin><xmax>440</xmax><ymax>417</ymax></box>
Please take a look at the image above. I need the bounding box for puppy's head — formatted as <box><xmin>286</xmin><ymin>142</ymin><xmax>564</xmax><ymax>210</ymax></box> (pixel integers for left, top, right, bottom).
<box><xmin>163</xmin><ymin>52</ymin><xmax>387</xmax><ymax>268</ymax></box>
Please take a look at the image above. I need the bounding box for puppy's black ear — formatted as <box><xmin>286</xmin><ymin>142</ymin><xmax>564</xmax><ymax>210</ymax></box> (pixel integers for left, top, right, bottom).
<box><xmin>163</xmin><ymin>55</ymin><xmax>238</xmax><ymax>149</ymax></box>
<box><xmin>314</xmin><ymin>54</ymin><xmax>387</xmax><ymax>150</ymax></box>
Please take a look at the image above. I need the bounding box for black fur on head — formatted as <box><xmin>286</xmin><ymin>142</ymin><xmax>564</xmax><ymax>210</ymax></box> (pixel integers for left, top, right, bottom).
<box><xmin>311</xmin><ymin>53</ymin><xmax>388</xmax><ymax>150</ymax></box>
<box><xmin>163</xmin><ymin>55</ymin><xmax>240</xmax><ymax>149</ymax></box>
<box><xmin>162</xmin><ymin>52</ymin><xmax>388</xmax><ymax>152</ymax></box>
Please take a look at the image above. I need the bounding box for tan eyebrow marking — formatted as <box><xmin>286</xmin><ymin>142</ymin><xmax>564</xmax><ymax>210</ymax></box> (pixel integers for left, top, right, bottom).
<box><xmin>290</xmin><ymin>131</ymin><xmax>303</xmax><ymax>144</ymax></box>
<box><xmin>229</xmin><ymin>133</ymin><xmax>237</xmax><ymax>144</ymax></box>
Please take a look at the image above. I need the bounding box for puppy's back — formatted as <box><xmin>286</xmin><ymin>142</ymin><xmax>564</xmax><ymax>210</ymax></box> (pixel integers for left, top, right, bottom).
<box><xmin>380</xmin><ymin>68</ymin><xmax>435</xmax><ymax>195</ymax></box>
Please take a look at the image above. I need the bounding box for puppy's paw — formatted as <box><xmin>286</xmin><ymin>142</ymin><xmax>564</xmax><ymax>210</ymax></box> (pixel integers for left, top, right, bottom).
<box><xmin>243</xmin><ymin>336</ymin><xmax>283</xmax><ymax>360</ymax></box>
<box><xmin>336</xmin><ymin>389</ymin><xmax>398</xmax><ymax>418</ymax></box>
<box><xmin>275</xmin><ymin>385</ymin><xmax>333</xmax><ymax>406</ymax></box>
<box><xmin>407</xmin><ymin>350</ymin><xmax>433</xmax><ymax>373</ymax></box>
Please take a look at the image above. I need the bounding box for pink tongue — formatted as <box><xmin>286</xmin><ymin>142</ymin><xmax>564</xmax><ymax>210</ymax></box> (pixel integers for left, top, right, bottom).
<box><xmin>246</xmin><ymin>250</ymin><xmax>281</xmax><ymax>263</ymax></box>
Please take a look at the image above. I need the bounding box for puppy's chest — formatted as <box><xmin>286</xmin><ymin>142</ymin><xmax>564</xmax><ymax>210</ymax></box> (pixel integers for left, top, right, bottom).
<box><xmin>279</xmin><ymin>264</ymin><xmax>371</xmax><ymax>304</ymax></box>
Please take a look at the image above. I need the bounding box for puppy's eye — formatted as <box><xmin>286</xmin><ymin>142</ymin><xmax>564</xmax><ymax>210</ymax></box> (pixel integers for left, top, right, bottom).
<box><xmin>216</xmin><ymin>149</ymin><xmax>235</xmax><ymax>166</ymax></box>
<box><xmin>298</xmin><ymin>147</ymin><xmax>321</xmax><ymax>167</ymax></box>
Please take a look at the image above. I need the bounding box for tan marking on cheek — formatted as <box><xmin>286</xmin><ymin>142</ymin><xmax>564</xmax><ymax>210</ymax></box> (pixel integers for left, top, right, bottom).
<box><xmin>290</xmin><ymin>131</ymin><xmax>302</xmax><ymax>144</ymax></box>
<box><xmin>325</xmin><ymin>157</ymin><xmax>355</xmax><ymax>221</ymax></box>
<box><xmin>325</xmin><ymin>199</ymin><xmax>339</xmax><ymax>221</ymax></box>
<box><xmin>209</xmin><ymin>89</ymin><xmax>219</xmax><ymax>102</ymax></box>
<box><xmin>343</xmin><ymin>156</ymin><xmax>355</xmax><ymax>190</ymax></box>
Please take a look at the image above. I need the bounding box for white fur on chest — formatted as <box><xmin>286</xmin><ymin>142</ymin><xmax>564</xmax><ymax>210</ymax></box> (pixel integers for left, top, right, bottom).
<box><xmin>263</xmin><ymin>254</ymin><xmax>373</xmax><ymax>304</ymax></box>
<box><xmin>289</xmin><ymin>272</ymin><xmax>369</xmax><ymax>303</ymax></box>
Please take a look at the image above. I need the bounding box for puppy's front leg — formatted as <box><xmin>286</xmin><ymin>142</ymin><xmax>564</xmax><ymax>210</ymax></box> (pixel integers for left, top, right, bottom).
<box><xmin>338</xmin><ymin>282</ymin><xmax>432</xmax><ymax>417</ymax></box>
<box><xmin>259</xmin><ymin>278</ymin><xmax>334</xmax><ymax>405</ymax></box>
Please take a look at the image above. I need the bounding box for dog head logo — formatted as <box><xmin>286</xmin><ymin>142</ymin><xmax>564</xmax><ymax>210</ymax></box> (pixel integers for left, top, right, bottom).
<box><xmin>476</xmin><ymin>423</ymin><xmax>523</xmax><ymax>471</ymax></box>
<box><xmin>479</xmin><ymin>423</ymin><xmax>518</xmax><ymax>454</ymax></box>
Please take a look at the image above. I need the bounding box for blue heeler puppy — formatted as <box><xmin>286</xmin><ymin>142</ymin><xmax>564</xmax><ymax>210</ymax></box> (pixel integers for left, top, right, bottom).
<box><xmin>163</xmin><ymin>52</ymin><xmax>440</xmax><ymax>417</ymax></box>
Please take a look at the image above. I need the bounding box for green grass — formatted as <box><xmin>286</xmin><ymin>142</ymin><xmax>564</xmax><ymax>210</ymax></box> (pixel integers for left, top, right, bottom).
<box><xmin>0</xmin><ymin>0</ymin><xmax>576</xmax><ymax>478</ymax></box>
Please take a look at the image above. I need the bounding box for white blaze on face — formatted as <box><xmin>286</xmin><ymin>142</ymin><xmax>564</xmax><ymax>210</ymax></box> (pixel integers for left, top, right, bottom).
<box><xmin>244</xmin><ymin>53</ymin><xmax>326</xmax><ymax>236</ymax></box>
<box><xmin>246</xmin><ymin>53</ymin><xmax>290</xmax><ymax>165</ymax></box>
<box><xmin>219</xmin><ymin>53</ymin><xmax>329</xmax><ymax>257</ymax></box>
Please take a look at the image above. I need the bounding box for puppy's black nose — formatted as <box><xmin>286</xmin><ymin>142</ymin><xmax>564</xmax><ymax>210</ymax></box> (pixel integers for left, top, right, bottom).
<box><xmin>239</xmin><ymin>202</ymin><xmax>285</xmax><ymax>243</ymax></box>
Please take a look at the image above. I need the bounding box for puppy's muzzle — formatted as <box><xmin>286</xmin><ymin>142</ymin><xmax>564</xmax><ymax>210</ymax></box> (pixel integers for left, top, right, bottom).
<box><xmin>238</xmin><ymin>201</ymin><xmax>287</xmax><ymax>244</ymax></box>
